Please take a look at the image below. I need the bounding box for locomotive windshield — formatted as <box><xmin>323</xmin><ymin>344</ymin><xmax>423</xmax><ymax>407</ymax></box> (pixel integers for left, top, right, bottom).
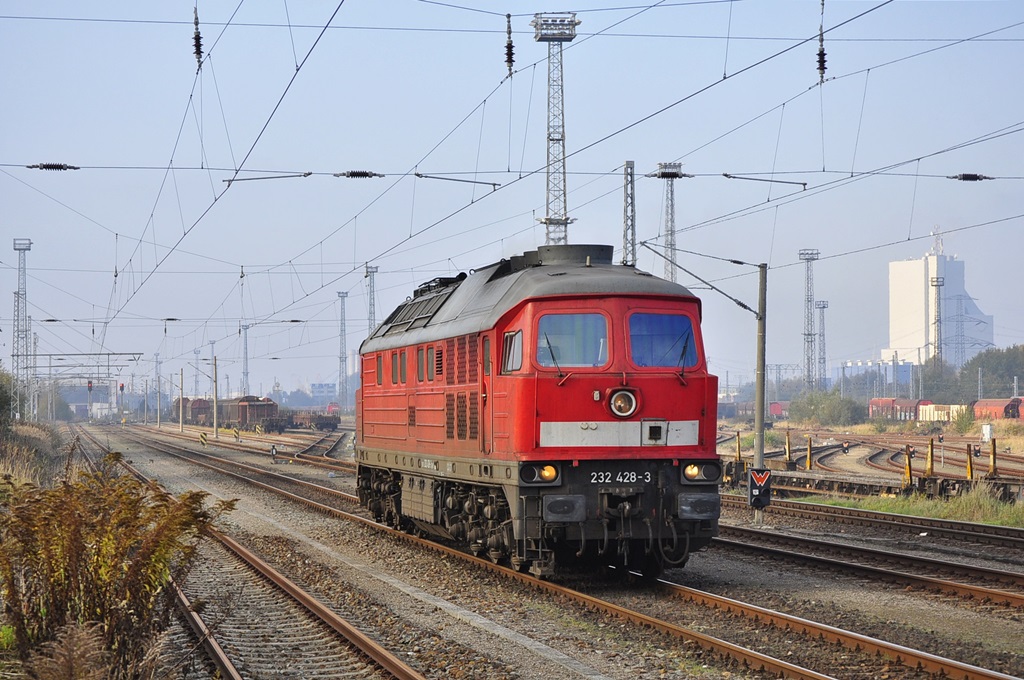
<box><xmin>629</xmin><ymin>312</ymin><xmax>698</xmax><ymax>368</ymax></box>
<box><xmin>536</xmin><ymin>313</ymin><xmax>608</xmax><ymax>367</ymax></box>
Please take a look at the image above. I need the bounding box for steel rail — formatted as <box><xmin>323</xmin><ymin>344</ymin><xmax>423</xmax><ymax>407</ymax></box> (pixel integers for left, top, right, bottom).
<box><xmin>77</xmin><ymin>425</ymin><xmax>426</xmax><ymax>680</ymax></box>
<box><xmin>716</xmin><ymin>528</ymin><xmax>1024</xmax><ymax>607</ymax></box>
<box><xmin>210</xmin><ymin>529</ymin><xmax>426</xmax><ymax>680</ymax></box>
<box><xmin>720</xmin><ymin>495</ymin><xmax>1024</xmax><ymax>548</ymax></box>
<box><xmin>655</xmin><ymin>580</ymin><xmax>1019</xmax><ymax>680</ymax></box>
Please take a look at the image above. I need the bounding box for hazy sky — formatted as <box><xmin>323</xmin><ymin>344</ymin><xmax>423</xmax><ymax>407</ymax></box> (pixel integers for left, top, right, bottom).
<box><xmin>2</xmin><ymin>1</ymin><xmax>1022</xmax><ymax>400</ymax></box>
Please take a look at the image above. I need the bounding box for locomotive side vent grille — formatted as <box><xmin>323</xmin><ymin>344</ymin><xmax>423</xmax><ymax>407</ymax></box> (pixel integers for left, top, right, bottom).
<box><xmin>469</xmin><ymin>391</ymin><xmax>479</xmax><ymax>440</ymax></box>
<box><xmin>445</xmin><ymin>393</ymin><xmax>456</xmax><ymax>439</ymax></box>
<box><xmin>467</xmin><ymin>335</ymin><xmax>478</xmax><ymax>383</ymax></box>
<box><xmin>457</xmin><ymin>336</ymin><xmax>467</xmax><ymax>384</ymax></box>
<box><xmin>445</xmin><ymin>339</ymin><xmax>455</xmax><ymax>385</ymax></box>
<box><xmin>408</xmin><ymin>405</ymin><xmax>416</xmax><ymax>427</ymax></box>
<box><xmin>456</xmin><ymin>393</ymin><xmax>468</xmax><ymax>440</ymax></box>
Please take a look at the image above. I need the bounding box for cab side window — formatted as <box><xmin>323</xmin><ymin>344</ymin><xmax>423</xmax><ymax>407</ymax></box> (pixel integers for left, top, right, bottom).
<box><xmin>501</xmin><ymin>330</ymin><xmax>523</xmax><ymax>373</ymax></box>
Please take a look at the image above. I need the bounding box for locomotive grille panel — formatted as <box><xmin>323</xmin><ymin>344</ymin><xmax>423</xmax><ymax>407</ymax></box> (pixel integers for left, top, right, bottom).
<box><xmin>467</xmin><ymin>335</ymin><xmax>478</xmax><ymax>382</ymax></box>
<box><xmin>445</xmin><ymin>393</ymin><xmax>456</xmax><ymax>439</ymax></box>
<box><xmin>469</xmin><ymin>391</ymin><xmax>479</xmax><ymax>440</ymax></box>
<box><xmin>457</xmin><ymin>336</ymin><xmax>467</xmax><ymax>383</ymax></box>
<box><xmin>445</xmin><ymin>339</ymin><xmax>455</xmax><ymax>385</ymax></box>
<box><xmin>408</xmin><ymin>405</ymin><xmax>416</xmax><ymax>427</ymax></box>
<box><xmin>456</xmin><ymin>393</ymin><xmax>468</xmax><ymax>440</ymax></box>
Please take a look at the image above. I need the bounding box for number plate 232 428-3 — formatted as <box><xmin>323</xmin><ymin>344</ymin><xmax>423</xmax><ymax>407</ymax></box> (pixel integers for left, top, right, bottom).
<box><xmin>589</xmin><ymin>471</ymin><xmax>652</xmax><ymax>484</ymax></box>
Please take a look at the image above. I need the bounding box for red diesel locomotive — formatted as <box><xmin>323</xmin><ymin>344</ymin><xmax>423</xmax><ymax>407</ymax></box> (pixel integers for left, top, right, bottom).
<box><xmin>356</xmin><ymin>244</ymin><xmax>721</xmax><ymax>577</ymax></box>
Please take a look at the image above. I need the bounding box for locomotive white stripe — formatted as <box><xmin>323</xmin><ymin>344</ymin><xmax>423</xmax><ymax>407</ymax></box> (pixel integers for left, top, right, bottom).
<box><xmin>539</xmin><ymin>420</ymin><xmax>699</xmax><ymax>447</ymax></box>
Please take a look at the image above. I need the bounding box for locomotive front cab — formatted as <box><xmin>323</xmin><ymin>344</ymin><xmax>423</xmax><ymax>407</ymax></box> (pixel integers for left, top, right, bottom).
<box><xmin>494</xmin><ymin>294</ymin><xmax>722</xmax><ymax>576</ymax></box>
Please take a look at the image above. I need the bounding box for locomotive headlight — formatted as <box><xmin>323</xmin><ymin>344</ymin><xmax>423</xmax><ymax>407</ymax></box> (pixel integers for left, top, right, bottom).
<box><xmin>609</xmin><ymin>390</ymin><xmax>637</xmax><ymax>418</ymax></box>
<box><xmin>520</xmin><ymin>463</ymin><xmax>560</xmax><ymax>485</ymax></box>
<box><xmin>683</xmin><ymin>463</ymin><xmax>722</xmax><ymax>482</ymax></box>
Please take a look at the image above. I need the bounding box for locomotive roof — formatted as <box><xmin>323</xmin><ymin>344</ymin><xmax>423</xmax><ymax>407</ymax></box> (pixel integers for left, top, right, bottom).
<box><xmin>361</xmin><ymin>244</ymin><xmax>700</xmax><ymax>353</ymax></box>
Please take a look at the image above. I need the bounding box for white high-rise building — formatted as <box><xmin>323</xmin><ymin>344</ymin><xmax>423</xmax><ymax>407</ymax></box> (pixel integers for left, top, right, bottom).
<box><xmin>882</xmin><ymin>233</ymin><xmax>993</xmax><ymax>368</ymax></box>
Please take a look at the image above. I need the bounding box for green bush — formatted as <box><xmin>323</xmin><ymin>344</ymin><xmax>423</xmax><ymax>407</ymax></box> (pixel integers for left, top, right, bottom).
<box><xmin>952</xmin><ymin>406</ymin><xmax>975</xmax><ymax>435</ymax></box>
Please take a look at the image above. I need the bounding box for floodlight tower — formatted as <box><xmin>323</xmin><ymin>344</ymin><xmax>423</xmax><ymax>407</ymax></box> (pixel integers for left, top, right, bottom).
<box><xmin>365</xmin><ymin>264</ymin><xmax>379</xmax><ymax>334</ymax></box>
<box><xmin>931</xmin><ymin>276</ymin><xmax>944</xmax><ymax>367</ymax></box>
<box><xmin>532</xmin><ymin>12</ymin><xmax>580</xmax><ymax>246</ymax></box>
<box><xmin>815</xmin><ymin>300</ymin><xmax>828</xmax><ymax>390</ymax></box>
<box><xmin>622</xmin><ymin>161</ymin><xmax>636</xmax><ymax>266</ymax></box>
<box><xmin>799</xmin><ymin>249</ymin><xmax>820</xmax><ymax>390</ymax></box>
<box><xmin>337</xmin><ymin>292</ymin><xmax>348</xmax><ymax>411</ymax></box>
<box><xmin>12</xmin><ymin>239</ymin><xmax>32</xmax><ymax>421</ymax></box>
<box><xmin>651</xmin><ymin>163</ymin><xmax>690</xmax><ymax>282</ymax></box>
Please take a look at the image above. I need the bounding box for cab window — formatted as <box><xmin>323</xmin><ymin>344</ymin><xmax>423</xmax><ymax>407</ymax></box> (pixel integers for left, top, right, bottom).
<box><xmin>629</xmin><ymin>313</ymin><xmax>697</xmax><ymax>368</ymax></box>
<box><xmin>536</xmin><ymin>313</ymin><xmax>608</xmax><ymax>368</ymax></box>
<box><xmin>501</xmin><ymin>330</ymin><xmax>522</xmax><ymax>373</ymax></box>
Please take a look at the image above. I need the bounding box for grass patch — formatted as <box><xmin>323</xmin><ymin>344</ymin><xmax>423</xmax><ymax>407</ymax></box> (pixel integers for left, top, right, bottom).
<box><xmin>798</xmin><ymin>482</ymin><xmax>1024</xmax><ymax>528</ymax></box>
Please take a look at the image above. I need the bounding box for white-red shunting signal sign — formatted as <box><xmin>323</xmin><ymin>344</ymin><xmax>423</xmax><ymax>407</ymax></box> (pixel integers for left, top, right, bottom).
<box><xmin>750</xmin><ymin>469</ymin><xmax>771</xmax><ymax>487</ymax></box>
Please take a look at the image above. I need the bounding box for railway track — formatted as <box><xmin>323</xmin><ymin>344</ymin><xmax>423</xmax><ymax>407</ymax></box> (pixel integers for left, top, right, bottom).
<box><xmin>75</xmin><ymin>426</ymin><xmax>424</xmax><ymax>680</ymax></box>
<box><xmin>722</xmin><ymin>494</ymin><xmax>1024</xmax><ymax>551</ymax></box>
<box><xmin>717</xmin><ymin>525</ymin><xmax>1024</xmax><ymax>608</ymax></box>
<box><xmin>80</xmin><ymin>424</ymin><xmax>1023</xmax><ymax>679</ymax></box>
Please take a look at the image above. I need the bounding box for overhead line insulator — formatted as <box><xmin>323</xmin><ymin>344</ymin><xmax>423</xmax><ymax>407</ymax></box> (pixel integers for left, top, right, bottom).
<box><xmin>333</xmin><ymin>170</ymin><xmax>385</xmax><ymax>178</ymax></box>
<box><xmin>505</xmin><ymin>13</ymin><xmax>515</xmax><ymax>78</ymax></box>
<box><xmin>27</xmin><ymin>163</ymin><xmax>80</xmax><ymax>171</ymax></box>
<box><xmin>193</xmin><ymin>7</ymin><xmax>204</xmax><ymax>71</ymax></box>
<box><xmin>947</xmin><ymin>173</ymin><xmax>993</xmax><ymax>182</ymax></box>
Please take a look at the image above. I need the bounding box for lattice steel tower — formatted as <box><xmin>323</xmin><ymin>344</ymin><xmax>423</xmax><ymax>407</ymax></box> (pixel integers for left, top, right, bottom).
<box><xmin>651</xmin><ymin>163</ymin><xmax>688</xmax><ymax>283</ymax></box>
<box><xmin>799</xmin><ymin>249</ymin><xmax>820</xmax><ymax>389</ymax></box>
<box><xmin>622</xmin><ymin>161</ymin><xmax>636</xmax><ymax>266</ymax></box>
<box><xmin>931</xmin><ymin>276</ymin><xmax>944</xmax><ymax>366</ymax></box>
<box><xmin>950</xmin><ymin>294</ymin><xmax>967</xmax><ymax>369</ymax></box>
<box><xmin>815</xmin><ymin>300</ymin><xmax>828</xmax><ymax>390</ymax></box>
<box><xmin>532</xmin><ymin>12</ymin><xmax>579</xmax><ymax>246</ymax></box>
<box><xmin>12</xmin><ymin>239</ymin><xmax>32</xmax><ymax>420</ymax></box>
<box><xmin>337</xmin><ymin>292</ymin><xmax>348</xmax><ymax>410</ymax></box>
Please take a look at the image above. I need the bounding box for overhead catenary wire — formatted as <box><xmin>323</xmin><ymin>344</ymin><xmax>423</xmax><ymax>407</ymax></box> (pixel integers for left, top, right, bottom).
<box><xmin>6</xmin><ymin>0</ymin><xmax>1015</xmax><ymax>376</ymax></box>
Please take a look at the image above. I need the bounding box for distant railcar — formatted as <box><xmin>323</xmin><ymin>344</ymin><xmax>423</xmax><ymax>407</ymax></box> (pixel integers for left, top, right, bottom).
<box><xmin>973</xmin><ymin>398</ymin><xmax>1022</xmax><ymax>420</ymax></box>
<box><xmin>918</xmin><ymin>403</ymin><xmax>970</xmax><ymax>423</ymax></box>
<box><xmin>218</xmin><ymin>396</ymin><xmax>279</xmax><ymax>430</ymax></box>
<box><xmin>292</xmin><ymin>410</ymin><xmax>340</xmax><ymax>431</ymax></box>
<box><xmin>869</xmin><ymin>398</ymin><xmax>927</xmax><ymax>421</ymax></box>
